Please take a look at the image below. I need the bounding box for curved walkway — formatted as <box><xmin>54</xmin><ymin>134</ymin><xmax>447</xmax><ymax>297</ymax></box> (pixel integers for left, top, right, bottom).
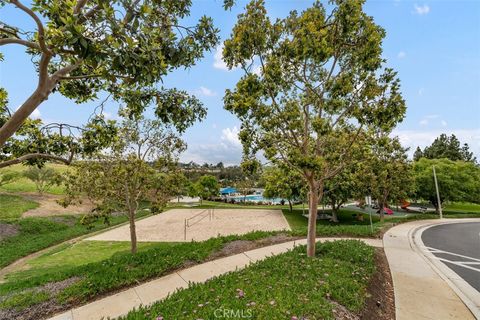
<box><xmin>384</xmin><ymin>218</ymin><xmax>479</xmax><ymax>320</ymax></box>
<box><xmin>48</xmin><ymin>237</ymin><xmax>382</xmax><ymax>320</ymax></box>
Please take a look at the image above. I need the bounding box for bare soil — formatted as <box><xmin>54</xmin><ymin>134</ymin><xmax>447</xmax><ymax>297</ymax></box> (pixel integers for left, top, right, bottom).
<box><xmin>20</xmin><ymin>193</ymin><xmax>93</xmax><ymax>217</ymax></box>
<box><xmin>360</xmin><ymin>248</ymin><xmax>395</xmax><ymax>320</ymax></box>
<box><xmin>0</xmin><ymin>223</ymin><xmax>19</xmax><ymax>241</ymax></box>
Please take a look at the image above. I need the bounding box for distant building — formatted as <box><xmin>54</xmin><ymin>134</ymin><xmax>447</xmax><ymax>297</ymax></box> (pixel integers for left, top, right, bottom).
<box><xmin>220</xmin><ymin>187</ymin><xmax>237</xmax><ymax>196</ymax></box>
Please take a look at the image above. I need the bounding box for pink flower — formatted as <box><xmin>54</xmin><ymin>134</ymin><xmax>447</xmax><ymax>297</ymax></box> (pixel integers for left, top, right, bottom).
<box><xmin>236</xmin><ymin>288</ymin><xmax>245</xmax><ymax>298</ymax></box>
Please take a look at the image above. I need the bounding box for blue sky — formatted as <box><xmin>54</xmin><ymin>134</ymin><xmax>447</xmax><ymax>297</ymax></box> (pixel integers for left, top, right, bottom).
<box><xmin>1</xmin><ymin>0</ymin><xmax>479</xmax><ymax>164</ymax></box>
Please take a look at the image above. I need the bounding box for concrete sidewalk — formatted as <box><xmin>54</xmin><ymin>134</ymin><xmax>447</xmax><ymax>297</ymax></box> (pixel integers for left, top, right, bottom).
<box><xmin>48</xmin><ymin>237</ymin><xmax>382</xmax><ymax>320</ymax></box>
<box><xmin>384</xmin><ymin>219</ymin><xmax>479</xmax><ymax>320</ymax></box>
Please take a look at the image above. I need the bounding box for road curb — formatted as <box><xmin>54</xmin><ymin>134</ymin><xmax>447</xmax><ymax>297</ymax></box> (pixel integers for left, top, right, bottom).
<box><xmin>410</xmin><ymin>220</ymin><xmax>480</xmax><ymax>319</ymax></box>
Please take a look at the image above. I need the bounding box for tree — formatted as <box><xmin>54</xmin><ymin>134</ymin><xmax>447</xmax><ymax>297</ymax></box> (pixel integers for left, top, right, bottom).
<box><xmin>0</xmin><ymin>0</ymin><xmax>225</xmax><ymax>165</ymax></box>
<box><xmin>223</xmin><ymin>0</ymin><xmax>405</xmax><ymax>256</ymax></box>
<box><xmin>323</xmin><ymin>165</ymin><xmax>361</xmax><ymax>222</ymax></box>
<box><xmin>415</xmin><ymin>134</ymin><xmax>476</xmax><ymax>163</ymax></box>
<box><xmin>196</xmin><ymin>175</ymin><xmax>220</xmax><ymax>202</ymax></box>
<box><xmin>262</xmin><ymin>166</ymin><xmax>305</xmax><ymax>212</ymax></box>
<box><xmin>63</xmin><ymin>156</ymin><xmax>154</xmax><ymax>254</ymax></box>
<box><xmin>363</xmin><ymin>136</ymin><xmax>412</xmax><ymax>222</ymax></box>
<box><xmin>413</xmin><ymin>146</ymin><xmax>423</xmax><ymax>161</ymax></box>
<box><xmin>0</xmin><ymin>169</ymin><xmax>19</xmax><ymax>188</ymax></box>
<box><xmin>413</xmin><ymin>158</ymin><xmax>480</xmax><ymax>212</ymax></box>
<box><xmin>62</xmin><ymin>110</ymin><xmax>189</xmax><ymax>253</ymax></box>
<box><xmin>23</xmin><ymin>166</ymin><xmax>62</xmax><ymax>194</ymax></box>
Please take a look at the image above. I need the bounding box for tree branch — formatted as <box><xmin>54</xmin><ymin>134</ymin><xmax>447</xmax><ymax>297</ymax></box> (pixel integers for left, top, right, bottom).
<box><xmin>0</xmin><ymin>37</ymin><xmax>41</xmax><ymax>50</ymax></box>
<box><xmin>10</xmin><ymin>0</ymin><xmax>53</xmax><ymax>56</ymax></box>
<box><xmin>0</xmin><ymin>152</ymin><xmax>74</xmax><ymax>169</ymax></box>
<box><xmin>74</xmin><ymin>0</ymin><xmax>88</xmax><ymax>14</ymax></box>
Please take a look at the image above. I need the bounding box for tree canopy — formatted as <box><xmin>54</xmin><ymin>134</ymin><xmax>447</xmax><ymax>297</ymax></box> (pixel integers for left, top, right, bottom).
<box><xmin>0</xmin><ymin>0</ymin><xmax>225</xmax><ymax>166</ymax></box>
<box><xmin>223</xmin><ymin>0</ymin><xmax>406</xmax><ymax>256</ymax></box>
<box><xmin>413</xmin><ymin>134</ymin><xmax>476</xmax><ymax>163</ymax></box>
<box><xmin>413</xmin><ymin>158</ymin><xmax>480</xmax><ymax>211</ymax></box>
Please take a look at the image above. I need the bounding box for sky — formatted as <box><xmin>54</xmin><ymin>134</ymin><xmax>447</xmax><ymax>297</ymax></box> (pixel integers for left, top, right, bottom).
<box><xmin>1</xmin><ymin>0</ymin><xmax>479</xmax><ymax>165</ymax></box>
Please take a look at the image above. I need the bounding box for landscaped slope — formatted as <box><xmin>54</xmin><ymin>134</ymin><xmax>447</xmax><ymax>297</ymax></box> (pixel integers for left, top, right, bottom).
<box><xmin>120</xmin><ymin>240</ymin><xmax>375</xmax><ymax>320</ymax></box>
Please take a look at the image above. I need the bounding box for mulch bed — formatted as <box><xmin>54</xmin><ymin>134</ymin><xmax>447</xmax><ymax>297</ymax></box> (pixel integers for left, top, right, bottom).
<box><xmin>360</xmin><ymin>248</ymin><xmax>395</xmax><ymax>320</ymax></box>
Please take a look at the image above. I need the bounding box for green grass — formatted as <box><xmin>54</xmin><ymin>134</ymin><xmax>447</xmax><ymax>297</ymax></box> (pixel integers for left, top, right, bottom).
<box><xmin>283</xmin><ymin>208</ymin><xmax>384</xmax><ymax>237</ymax></box>
<box><xmin>0</xmin><ymin>231</ymin><xmax>275</xmax><ymax>311</ymax></box>
<box><xmin>444</xmin><ymin>202</ymin><xmax>480</xmax><ymax>213</ymax></box>
<box><xmin>5</xmin><ymin>241</ymin><xmax>169</xmax><ymax>282</ymax></box>
<box><xmin>0</xmin><ymin>212</ymin><xmax>149</xmax><ymax>268</ymax></box>
<box><xmin>0</xmin><ymin>163</ymin><xmax>70</xmax><ymax>195</ymax></box>
<box><xmin>283</xmin><ymin>206</ymin><xmax>480</xmax><ymax>239</ymax></box>
<box><xmin>0</xmin><ymin>194</ymin><xmax>39</xmax><ymax>219</ymax></box>
<box><xmin>121</xmin><ymin>240</ymin><xmax>375</xmax><ymax>320</ymax></box>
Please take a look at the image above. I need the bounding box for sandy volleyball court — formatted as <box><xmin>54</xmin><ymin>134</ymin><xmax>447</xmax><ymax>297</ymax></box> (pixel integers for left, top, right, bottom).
<box><xmin>87</xmin><ymin>209</ymin><xmax>290</xmax><ymax>242</ymax></box>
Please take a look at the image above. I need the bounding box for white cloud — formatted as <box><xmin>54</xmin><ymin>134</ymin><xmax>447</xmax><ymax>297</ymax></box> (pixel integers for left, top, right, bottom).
<box><xmin>195</xmin><ymin>86</ymin><xmax>217</xmax><ymax>97</ymax></box>
<box><xmin>221</xmin><ymin>126</ymin><xmax>241</xmax><ymax>147</ymax></box>
<box><xmin>180</xmin><ymin>126</ymin><xmax>243</xmax><ymax>165</ymax></box>
<box><xmin>441</xmin><ymin>120</ymin><xmax>447</xmax><ymax>127</ymax></box>
<box><xmin>30</xmin><ymin>108</ymin><xmax>41</xmax><ymax>119</ymax></box>
<box><xmin>419</xmin><ymin>119</ymin><xmax>428</xmax><ymax>126</ymax></box>
<box><xmin>252</xmin><ymin>65</ymin><xmax>262</xmax><ymax>76</ymax></box>
<box><xmin>213</xmin><ymin>44</ymin><xmax>237</xmax><ymax>71</ymax></box>
<box><xmin>392</xmin><ymin>128</ymin><xmax>480</xmax><ymax>158</ymax></box>
<box><xmin>425</xmin><ymin>114</ymin><xmax>439</xmax><ymax>119</ymax></box>
<box><xmin>418</xmin><ymin>88</ymin><xmax>425</xmax><ymax>96</ymax></box>
<box><xmin>16</xmin><ymin>105</ymin><xmax>41</xmax><ymax>120</ymax></box>
<box><xmin>413</xmin><ymin>4</ymin><xmax>430</xmax><ymax>15</ymax></box>
<box><xmin>397</xmin><ymin>51</ymin><xmax>406</xmax><ymax>59</ymax></box>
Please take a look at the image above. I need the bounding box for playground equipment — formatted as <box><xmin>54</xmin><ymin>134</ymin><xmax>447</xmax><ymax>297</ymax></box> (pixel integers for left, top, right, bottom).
<box><xmin>184</xmin><ymin>209</ymin><xmax>214</xmax><ymax>240</ymax></box>
<box><xmin>400</xmin><ymin>200</ymin><xmax>428</xmax><ymax>213</ymax></box>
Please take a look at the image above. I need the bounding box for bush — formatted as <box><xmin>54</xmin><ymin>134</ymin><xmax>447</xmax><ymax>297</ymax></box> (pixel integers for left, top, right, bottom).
<box><xmin>23</xmin><ymin>166</ymin><xmax>62</xmax><ymax>194</ymax></box>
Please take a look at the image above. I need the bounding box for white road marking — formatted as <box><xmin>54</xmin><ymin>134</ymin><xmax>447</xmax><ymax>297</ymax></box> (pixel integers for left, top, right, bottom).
<box><xmin>424</xmin><ymin>246</ymin><xmax>480</xmax><ymax>263</ymax></box>
<box><xmin>421</xmin><ymin>246</ymin><xmax>480</xmax><ymax>273</ymax></box>
<box><xmin>435</xmin><ymin>258</ymin><xmax>480</xmax><ymax>273</ymax></box>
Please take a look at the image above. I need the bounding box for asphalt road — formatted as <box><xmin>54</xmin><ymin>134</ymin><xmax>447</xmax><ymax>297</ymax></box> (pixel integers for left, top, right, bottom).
<box><xmin>422</xmin><ymin>222</ymin><xmax>480</xmax><ymax>292</ymax></box>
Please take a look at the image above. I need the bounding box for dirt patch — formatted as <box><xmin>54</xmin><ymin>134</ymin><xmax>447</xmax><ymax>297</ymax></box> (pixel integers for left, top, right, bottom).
<box><xmin>0</xmin><ymin>277</ymin><xmax>80</xmax><ymax>320</ymax></box>
<box><xmin>0</xmin><ymin>223</ymin><xmax>18</xmax><ymax>241</ymax></box>
<box><xmin>48</xmin><ymin>216</ymin><xmax>77</xmax><ymax>226</ymax></box>
<box><xmin>209</xmin><ymin>234</ymin><xmax>298</xmax><ymax>260</ymax></box>
<box><xmin>256</xmin><ymin>233</ymin><xmax>292</xmax><ymax>246</ymax></box>
<box><xmin>360</xmin><ymin>248</ymin><xmax>395</xmax><ymax>320</ymax></box>
<box><xmin>330</xmin><ymin>299</ymin><xmax>359</xmax><ymax>320</ymax></box>
<box><xmin>20</xmin><ymin>193</ymin><xmax>93</xmax><ymax>217</ymax></box>
<box><xmin>209</xmin><ymin>240</ymin><xmax>258</xmax><ymax>259</ymax></box>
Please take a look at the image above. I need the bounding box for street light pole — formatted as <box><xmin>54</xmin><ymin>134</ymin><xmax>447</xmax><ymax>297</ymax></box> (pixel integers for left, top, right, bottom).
<box><xmin>432</xmin><ymin>165</ymin><xmax>443</xmax><ymax>219</ymax></box>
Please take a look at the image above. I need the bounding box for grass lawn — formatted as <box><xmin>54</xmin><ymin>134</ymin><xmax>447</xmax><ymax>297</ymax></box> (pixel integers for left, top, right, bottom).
<box><xmin>121</xmin><ymin>240</ymin><xmax>375</xmax><ymax>320</ymax></box>
<box><xmin>283</xmin><ymin>208</ymin><xmax>384</xmax><ymax>237</ymax></box>
<box><xmin>0</xmin><ymin>231</ymin><xmax>276</xmax><ymax>314</ymax></box>
<box><xmin>0</xmin><ymin>163</ymin><xmax>70</xmax><ymax>195</ymax></box>
<box><xmin>444</xmin><ymin>202</ymin><xmax>480</xmax><ymax>213</ymax></box>
<box><xmin>4</xmin><ymin>241</ymin><xmax>167</xmax><ymax>282</ymax></box>
<box><xmin>0</xmin><ymin>212</ymin><xmax>149</xmax><ymax>268</ymax></box>
<box><xmin>0</xmin><ymin>194</ymin><xmax>39</xmax><ymax>219</ymax></box>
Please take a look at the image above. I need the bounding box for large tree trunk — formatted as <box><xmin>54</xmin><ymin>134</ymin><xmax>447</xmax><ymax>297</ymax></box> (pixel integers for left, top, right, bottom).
<box><xmin>288</xmin><ymin>199</ymin><xmax>293</xmax><ymax>212</ymax></box>
<box><xmin>0</xmin><ymin>86</ymin><xmax>51</xmax><ymax>147</ymax></box>
<box><xmin>129</xmin><ymin>210</ymin><xmax>137</xmax><ymax>254</ymax></box>
<box><xmin>378</xmin><ymin>198</ymin><xmax>385</xmax><ymax>222</ymax></box>
<box><xmin>306</xmin><ymin>184</ymin><xmax>320</xmax><ymax>257</ymax></box>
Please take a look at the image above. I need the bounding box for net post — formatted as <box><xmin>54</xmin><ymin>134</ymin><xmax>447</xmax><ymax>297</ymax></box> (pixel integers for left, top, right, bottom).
<box><xmin>184</xmin><ymin>218</ymin><xmax>187</xmax><ymax>241</ymax></box>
